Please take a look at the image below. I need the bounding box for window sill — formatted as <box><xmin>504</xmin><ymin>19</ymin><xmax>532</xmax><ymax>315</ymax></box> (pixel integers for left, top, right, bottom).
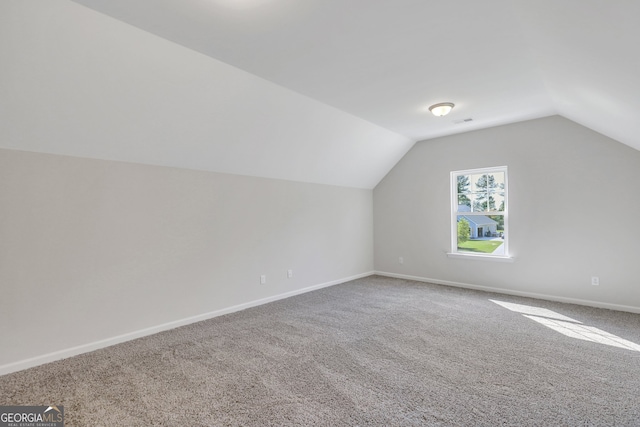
<box><xmin>447</xmin><ymin>252</ymin><xmax>514</xmax><ymax>263</ymax></box>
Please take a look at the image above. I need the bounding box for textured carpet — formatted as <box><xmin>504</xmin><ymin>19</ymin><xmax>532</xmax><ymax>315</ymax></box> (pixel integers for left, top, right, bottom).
<box><xmin>2</xmin><ymin>276</ymin><xmax>640</xmax><ymax>426</ymax></box>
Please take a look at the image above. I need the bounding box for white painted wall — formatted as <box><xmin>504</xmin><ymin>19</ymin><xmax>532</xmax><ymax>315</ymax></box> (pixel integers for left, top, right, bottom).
<box><xmin>0</xmin><ymin>149</ymin><xmax>373</xmax><ymax>369</ymax></box>
<box><xmin>0</xmin><ymin>0</ymin><xmax>413</xmax><ymax>189</ymax></box>
<box><xmin>374</xmin><ymin>116</ymin><xmax>640</xmax><ymax>310</ymax></box>
<box><xmin>0</xmin><ymin>0</ymin><xmax>389</xmax><ymax>374</ymax></box>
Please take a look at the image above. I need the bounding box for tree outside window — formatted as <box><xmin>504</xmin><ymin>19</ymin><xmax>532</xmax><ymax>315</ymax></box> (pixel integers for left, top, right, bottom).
<box><xmin>451</xmin><ymin>166</ymin><xmax>508</xmax><ymax>257</ymax></box>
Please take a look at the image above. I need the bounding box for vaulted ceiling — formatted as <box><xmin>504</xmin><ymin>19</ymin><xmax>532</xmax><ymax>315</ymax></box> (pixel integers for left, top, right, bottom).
<box><xmin>70</xmin><ymin>0</ymin><xmax>640</xmax><ymax>147</ymax></box>
<box><xmin>2</xmin><ymin>1</ymin><xmax>639</xmax><ymax>188</ymax></box>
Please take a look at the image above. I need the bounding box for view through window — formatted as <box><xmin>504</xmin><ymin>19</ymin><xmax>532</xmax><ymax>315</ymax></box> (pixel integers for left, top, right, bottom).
<box><xmin>451</xmin><ymin>166</ymin><xmax>508</xmax><ymax>257</ymax></box>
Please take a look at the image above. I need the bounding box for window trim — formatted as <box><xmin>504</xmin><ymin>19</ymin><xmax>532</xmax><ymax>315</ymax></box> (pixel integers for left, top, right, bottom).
<box><xmin>449</xmin><ymin>166</ymin><xmax>512</xmax><ymax>261</ymax></box>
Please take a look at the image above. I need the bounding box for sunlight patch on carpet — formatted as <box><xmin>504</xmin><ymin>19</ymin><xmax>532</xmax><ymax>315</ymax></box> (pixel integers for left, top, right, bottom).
<box><xmin>490</xmin><ymin>300</ymin><xmax>640</xmax><ymax>352</ymax></box>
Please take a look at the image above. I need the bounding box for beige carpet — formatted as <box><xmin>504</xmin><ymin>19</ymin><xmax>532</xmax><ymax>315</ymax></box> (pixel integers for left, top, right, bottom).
<box><xmin>2</xmin><ymin>276</ymin><xmax>640</xmax><ymax>426</ymax></box>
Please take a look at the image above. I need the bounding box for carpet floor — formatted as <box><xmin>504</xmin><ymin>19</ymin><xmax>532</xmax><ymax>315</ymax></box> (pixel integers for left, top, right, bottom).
<box><xmin>1</xmin><ymin>276</ymin><xmax>639</xmax><ymax>426</ymax></box>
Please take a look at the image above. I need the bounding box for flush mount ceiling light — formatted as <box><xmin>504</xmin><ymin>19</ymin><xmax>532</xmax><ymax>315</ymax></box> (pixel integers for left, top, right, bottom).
<box><xmin>429</xmin><ymin>102</ymin><xmax>455</xmax><ymax>117</ymax></box>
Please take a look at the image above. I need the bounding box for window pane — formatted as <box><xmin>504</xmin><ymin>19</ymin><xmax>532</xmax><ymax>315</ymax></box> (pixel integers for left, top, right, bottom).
<box><xmin>456</xmin><ymin>174</ymin><xmax>471</xmax><ymax>195</ymax></box>
<box><xmin>489</xmin><ymin>192</ymin><xmax>505</xmax><ymax>211</ymax></box>
<box><xmin>456</xmin><ymin>214</ymin><xmax>505</xmax><ymax>255</ymax></box>
<box><xmin>487</xmin><ymin>215</ymin><xmax>505</xmax><ymax>234</ymax></box>
<box><xmin>491</xmin><ymin>172</ymin><xmax>505</xmax><ymax>191</ymax></box>
<box><xmin>470</xmin><ymin>174</ymin><xmax>486</xmax><ymax>193</ymax></box>
<box><xmin>456</xmin><ymin>215</ymin><xmax>472</xmax><ymax>245</ymax></box>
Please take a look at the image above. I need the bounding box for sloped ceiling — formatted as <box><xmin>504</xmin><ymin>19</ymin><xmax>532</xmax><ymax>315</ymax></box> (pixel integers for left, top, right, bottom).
<box><xmin>0</xmin><ymin>1</ymin><xmax>412</xmax><ymax>189</ymax></box>
<box><xmin>3</xmin><ymin>1</ymin><xmax>639</xmax><ymax>189</ymax></box>
<box><xmin>69</xmin><ymin>0</ymin><xmax>640</xmax><ymax>149</ymax></box>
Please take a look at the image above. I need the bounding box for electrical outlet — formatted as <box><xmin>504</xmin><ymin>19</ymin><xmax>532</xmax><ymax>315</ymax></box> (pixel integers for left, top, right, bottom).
<box><xmin>260</xmin><ymin>275</ymin><xmax>266</xmax><ymax>285</ymax></box>
<box><xmin>287</xmin><ymin>269</ymin><xmax>293</xmax><ymax>278</ymax></box>
<box><xmin>399</xmin><ymin>257</ymin><xmax>404</xmax><ymax>265</ymax></box>
<box><xmin>591</xmin><ymin>276</ymin><xmax>599</xmax><ymax>286</ymax></box>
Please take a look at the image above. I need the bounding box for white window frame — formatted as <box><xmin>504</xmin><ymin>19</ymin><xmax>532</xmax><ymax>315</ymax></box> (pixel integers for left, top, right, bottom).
<box><xmin>449</xmin><ymin>166</ymin><xmax>512</xmax><ymax>261</ymax></box>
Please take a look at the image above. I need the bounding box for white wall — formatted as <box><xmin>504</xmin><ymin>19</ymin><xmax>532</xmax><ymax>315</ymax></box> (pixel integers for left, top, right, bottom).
<box><xmin>0</xmin><ymin>0</ymin><xmax>413</xmax><ymax>189</ymax></box>
<box><xmin>374</xmin><ymin>116</ymin><xmax>640</xmax><ymax>311</ymax></box>
<box><xmin>0</xmin><ymin>149</ymin><xmax>373</xmax><ymax>370</ymax></box>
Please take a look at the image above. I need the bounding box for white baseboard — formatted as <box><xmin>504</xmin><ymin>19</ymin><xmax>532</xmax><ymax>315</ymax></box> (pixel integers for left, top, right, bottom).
<box><xmin>374</xmin><ymin>271</ymin><xmax>640</xmax><ymax>314</ymax></box>
<box><xmin>0</xmin><ymin>271</ymin><xmax>374</xmax><ymax>377</ymax></box>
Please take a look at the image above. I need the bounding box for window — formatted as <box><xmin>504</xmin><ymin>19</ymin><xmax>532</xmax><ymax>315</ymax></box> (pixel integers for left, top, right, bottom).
<box><xmin>450</xmin><ymin>166</ymin><xmax>508</xmax><ymax>259</ymax></box>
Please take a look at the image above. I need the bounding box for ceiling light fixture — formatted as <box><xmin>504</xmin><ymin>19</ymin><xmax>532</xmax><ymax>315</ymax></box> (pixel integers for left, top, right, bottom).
<box><xmin>429</xmin><ymin>102</ymin><xmax>455</xmax><ymax>117</ymax></box>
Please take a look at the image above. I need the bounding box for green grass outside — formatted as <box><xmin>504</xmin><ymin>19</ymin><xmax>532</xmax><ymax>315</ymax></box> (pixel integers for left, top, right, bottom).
<box><xmin>458</xmin><ymin>239</ymin><xmax>504</xmax><ymax>253</ymax></box>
